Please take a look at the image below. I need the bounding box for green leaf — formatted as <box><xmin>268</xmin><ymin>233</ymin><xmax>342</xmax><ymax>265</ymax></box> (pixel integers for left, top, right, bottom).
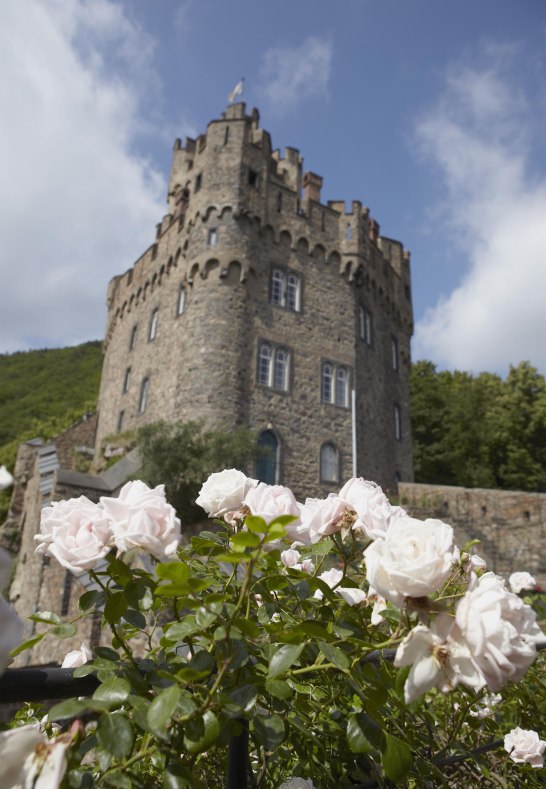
<box><xmin>230</xmin><ymin>531</ymin><xmax>261</xmax><ymax>549</ymax></box>
<box><xmin>93</xmin><ymin>646</ymin><xmax>120</xmax><ymax>662</ymax></box>
<box><xmin>318</xmin><ymin>641</ymin><xmax>350</xmax><ymax>670</ymax></box>
<box><xmin>265</xmin><ymin>679</ymin><xmax>293</xmax><ymax>700</ymax></box>
<box><xmin>51</xmin><ymin>623</ymin><xmax>77</xmax><ymax>638</ymax></box>
<box><xmin>382</xmin><ymin>732</ymin><xmax>413</xmax><ymax>782</ymax></box>
<box><xmin>104</xmin><ymin>591</ymin><xmax>127</xmax><ymax>624</ymax></box>
<box><xmin>253</xmin><ymin>713</ymin><xmax>285</xmax><ymax>750</ymax></box>
<box><xmin>347</xmin><ymin>714</ymin><xmax>373</xmax><ymax>753</ymax></box>
<box><xmin>164</xmin><ymin>616</ymin><xmax>200</xmax><ymax>642</ymax></box>
<box><xmin>78</xmin><ymin>591</ymin><xmax>99</xmax><ymax>611</ymax></box>
<box><xmin>9</xmin><ymin>632</ymin><xmax>44</xmax><ymax>657</ymax></box>
<box><xmin>263</xmin><ymin>522</ymin><xmax>286</xmax><ymax>541</ymax></box>
<box><xmin>147</xmin><ymin>684</ymin><xmax>181</xmax><ymax>731</ymax></box>
<box><xmin>29</xmin><ymin>610</ymin><xmax>61</xmax><ymax>625</ymax></box>
<box><xmin>195</xmin><ymin>607</ymin><xmax>218</xmax><ymax>629</ymax></box>
<box><xmin>228</xmin><ymin>684</ymin><xmax>257</xmax><ymax>711</ymax></box>
<box><xmin>96</xmin><ymin>712</ymin><xmax>134</xmax><ymax>759</ymax></box>
<box><xmin>122</xmin><ymin>609</ymin><xmax>147</xmax><ymax>629</ymax></box>
<box><xmin>183</xmin><ymin>711</ymin><xmax>220</xmax><ymax>754</ymax></box>
<box><xmin>267</xmin><ymin>643</ymin><xmax>304</xmax><ymax>678</ymax></box>
<box><xmin>233</xmin><ymin>617</ymin><xmax>260</xmax><ymax>638</ymax></box>
<box><xmin>93</xmin><ymin>677</ymin><xmax>130</xmax><ymax>706</ymax></box>
<box><xmin>156</xmin><ymin>562</ymin><xmax>190</xmax><ymax>585</ymax></box>
<box><xmin>48</xmin><ymin>698</ymin><xmax>90</xmax><ymax>721</ymax></box>
<box><xmin>245</xmin><ymin>515</ymin><xmax>268</xmax><ymax>534</ymax></box>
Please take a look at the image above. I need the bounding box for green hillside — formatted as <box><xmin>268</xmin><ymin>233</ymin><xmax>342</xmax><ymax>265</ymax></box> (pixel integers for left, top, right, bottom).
<box><xmin>0</xmin><ymin>341</ymin><xmax>103</xmax><ymax>468</ymax></box>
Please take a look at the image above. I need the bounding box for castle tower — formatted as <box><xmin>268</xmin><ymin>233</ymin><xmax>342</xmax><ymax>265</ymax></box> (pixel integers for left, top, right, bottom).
<box><xmin>95</xmin><ymin>103</ymin><xmax>413</xmax><ymax>498</ymax></box>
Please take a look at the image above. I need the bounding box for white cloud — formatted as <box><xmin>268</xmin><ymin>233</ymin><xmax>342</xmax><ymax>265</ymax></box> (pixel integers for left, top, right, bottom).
<box><xmin>414</xmin><ymin>53</ymin><xmax>546</xmax><ymax>374</ymax></box>
<box><xmin>0</xmin><ymin>0</ymin><xmax>167</xmax><ymax>352</ymax></box>
<box><xmin>258</xmin><ymin>36</ymin><xmax>332</xmax><ymax>114</ymax></box>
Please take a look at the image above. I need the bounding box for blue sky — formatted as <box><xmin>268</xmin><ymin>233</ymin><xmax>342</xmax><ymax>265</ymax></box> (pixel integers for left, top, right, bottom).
<box><xmin>2</xmin><ymin>0</ymin><xmax>546</xmax><ymax>375</ymax></box>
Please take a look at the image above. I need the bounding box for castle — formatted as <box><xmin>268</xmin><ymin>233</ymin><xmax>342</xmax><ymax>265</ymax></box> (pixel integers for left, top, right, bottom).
<box><xmin>96</xmin><ymin>102</ymin><xmax>414</xmax><ymax>496</ymax></box>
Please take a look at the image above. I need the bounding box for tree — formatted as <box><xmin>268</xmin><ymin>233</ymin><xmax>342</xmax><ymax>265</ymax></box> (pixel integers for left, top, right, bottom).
<box><xmin>137</xmin><ymin>420</ymin><xmax>257</xmax><ymax>525</ymax></box>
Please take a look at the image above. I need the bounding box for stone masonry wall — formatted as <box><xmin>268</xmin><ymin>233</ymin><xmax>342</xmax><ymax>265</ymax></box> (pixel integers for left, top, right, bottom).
<box><xmin>399</xmin><ymin>482</ymin><xmax>546</xmax><ymax>585</ymax></box>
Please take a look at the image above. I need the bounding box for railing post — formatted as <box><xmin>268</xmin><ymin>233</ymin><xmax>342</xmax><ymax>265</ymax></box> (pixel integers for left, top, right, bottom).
<box><xmin>227</xmin><ymin>719</ymin><xmax>249</xmax><ymax>789</ymax></box>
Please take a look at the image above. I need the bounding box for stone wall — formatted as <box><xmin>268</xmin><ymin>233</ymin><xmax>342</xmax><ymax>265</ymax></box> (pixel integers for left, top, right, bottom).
<box><xmin>399</xmin><ymin>482</ymin><xmax>546</xmax><ymax>584</ymax></box>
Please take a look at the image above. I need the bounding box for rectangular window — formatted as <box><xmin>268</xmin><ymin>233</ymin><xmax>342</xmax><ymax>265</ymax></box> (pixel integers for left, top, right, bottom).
<box><xmin>322</xmin><ymin>361</ymin><xmax>350</xmax><ymax>407</ymax></box>
<box><xmin>248</xmin><ymin>168</ymin><xmax>260</xmax><ymax>188</ymax></box>
<box><xmin>391</xmin><ymin>337</ymin><xmax>399</xmax><ymax>371</ymax></box>
<box><xmin>122</xmin><ymin>367</ymin><xmax>131</xmax><ymax>394</ymax></box>
<box><xmin>207</xmin><ymin>228</ymin><xmax>218</xmax><ymax>247</ymax></box>
<box><xmin>129</xmin><ymin>324</ymin><xmax>137</xmax><ymax>350</ymax></box>
<box><xmin>149</xmin><ymin>308</ymin><xmax>158</xmax><ymax>341</ymax></box>
<box><xmin>394</xmin><ymin>405</ymin><xmax>401</xmax><ymax>441</ymax></box>
<box><xmin>359</xmin><ymin>306</ymin><xmax>373</xmax><ymax>345</ymax></box>
<box><xmin>270</xmin><ymin>266</ymin><xmax>301</xmax><ymax>312</ymax></box>
<box><xmin>257</xmin><ymin>341</ymin><xmax>290</xmax><ymax>392</ymax></box>
<box><xmin>194</xmin><ymin>173</ymin><xmax>202</xmax><ymax>192</ymax></box>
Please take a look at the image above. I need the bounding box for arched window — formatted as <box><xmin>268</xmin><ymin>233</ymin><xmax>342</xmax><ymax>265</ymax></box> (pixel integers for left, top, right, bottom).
<box><xmin>394</xmin><ymin>404</ymin><xmax>401</xmax><ymax>441</ymax></box>
<box><xmin>129</xmin><ymin>324</ymin><xmax>137</xmax><ymax>350</ymax></box>
<box><xmin>274</xmin><ymin>348</ymin><xmax>289</xmax><ymax>391</ymax></box>
<box><xmin>286</xmin><ymin>273</ymin><xmax>300</xmax><ymax>311</ymax></box>
<box><xmin>139</xmin><ymin>378</ymin><xmax>149</xmax><ymax>413</ymax></box>
<box><xmin>257</xmin><ymin>343</ymin><xmax>273</xmax><ymax>387</ymax></box>
<box><xmin>177</xmin><ymin>285</ymin><xmax>186</xmax><ymax>316</ymax></box>
<box><xmin>256</xmin><ymin>430</ymin><xmax>279</xmax><ymax>485</ymax></box>
<box><xmin>321</xmin><ymin>363</ymin><xmax>333</xmax><ymax>403</ymax></box>
<box><xmin>149</xmin><ymin>308</ymin><xmax>159</xmax><ymax>341</ymax></box>
<box><xmin>320</xmin><ymin>443</ymin><xmax>339</xmax><ymax>483</ymax></box>
<box><xmin>336</xmin><ymin>367</ymin><xmax>348</xmax><ymax>408</ymax></box>
<box><xmin>271</xmin><ymin>269</ymin><xmax>285</xmax><ymax>306</ymax></box>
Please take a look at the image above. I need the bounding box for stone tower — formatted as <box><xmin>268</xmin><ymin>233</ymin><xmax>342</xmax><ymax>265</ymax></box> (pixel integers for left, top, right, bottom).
<box><xmin>95</xmin><ymin>103</ymin><xmax>414</xmax><ymax>498</ymax></box>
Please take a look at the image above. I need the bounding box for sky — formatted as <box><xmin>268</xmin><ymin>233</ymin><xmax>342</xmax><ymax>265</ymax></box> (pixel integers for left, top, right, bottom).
<box><xmin>1</xmin><ymin>0</ymin><xmax>546</xmax><ymax>377</ymax></box>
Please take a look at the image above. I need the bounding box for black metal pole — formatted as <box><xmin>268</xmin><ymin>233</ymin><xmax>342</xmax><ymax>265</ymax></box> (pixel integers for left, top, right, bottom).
<box><xmin>227</xmin><ymin>719</ymin><xmax>249</xmax><ymax>789</ymax></box>
<box><xmin>0</xmin><ymin>667</ymin><xmax>99</xmax><ymax>703</ymax></box>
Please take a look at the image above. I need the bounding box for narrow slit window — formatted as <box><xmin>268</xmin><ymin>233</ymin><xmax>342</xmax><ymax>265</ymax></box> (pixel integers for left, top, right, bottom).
<box><xmin>391</xmin><ymin>337</ymin><xmax>399</xmax><ymax>370</ymax></box>
<box><xmin>394</xmin><ymin>405</ymin><xmax>401</xmax><ymax>441</ymax></box>
<box><xmin>177</xmin><ymin>285</ymin><xmax>186</xmax><ymax>316</ymax></box>
<box><xmin>149</xmin><ymin>308</ymin><xmax>159</xmax><ymax>341</ymax></box>
<box><xmin>139</xmin><ymin>378</ymin><xmax>149</xmax><ymax>413</ymax></box>
<box><xmin>122</xmin><ymin>367</ymin><xmax>131</xmax><ymax>393</ymax></box>
<box><xmin>129</xmin><ymin>324</ymin><xmax>137</xmax><ymax>350</ymax></box>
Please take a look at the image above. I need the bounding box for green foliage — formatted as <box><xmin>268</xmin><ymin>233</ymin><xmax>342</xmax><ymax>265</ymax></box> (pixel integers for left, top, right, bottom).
<box><xmin>411</xmin><ymin>360</ymin><xmax>546</xmax><ymax>491</ymax></box>
<box><xmin>137</xmin><ymin>420</ymin><xmax>256</xmax><ymax>523</ymax></box>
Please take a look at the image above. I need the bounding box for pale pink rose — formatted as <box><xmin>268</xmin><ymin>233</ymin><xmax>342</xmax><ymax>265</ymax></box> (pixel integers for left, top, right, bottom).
<box><xmin>101</xmin><ymin>480</ymin><xmax>181</xmax><ymax>561</ymax></box>
<box><xmin>300</xmin><ymin>559</ymin><xmax>315</xmax><ymax>574</ymax></box>
<box><xmin>339</xmin><ymin>478</ymin><xmax>404</xmax><ymax>540</ymax></box>
<box><xmin>195</xmin><ymin>469</ymin><xmax>257</xmax><ymax>517</ymax></box>
<box><xmin>61</xmin><ymin>642</ymin><xmax>92</xmax><ymax>668</ymax></box>
<box><xmin>509</xmin><ymin>571</ymin><xmax>536</xmax><ymax>594</ymax></box>
<box><xmin>504</xmin><ymin>727</ymin><xmax>545</xmax><ymax>768</ymax></box>
<box><xmin>281</xmin><ymin>548</ymin><xmax>301</xmax><ymax>568</ymax></box>
<box><xmin>453</xmin><ymin>572</ymin><xmax>544</xmax><ymax>691</ymax></box>
<box><xmin>243</xmin><ymin>483</ymin><xmax>302</xmax><ymax>542</ymax></box>
<box><xmin>35</xmin><ymin>496</ymin><xmax>112</xmax><ymax>573</ymax></box>
<box><xmin>0</xmin><ymin>724</ymin><xmax>45</xmax><ymax>787</ymax></box>
<box><xmin>364</xmin><ymin>515</ymin><xmax>454</xmax><ymax>607</ymax></box>
<box><xmin>297</xmin><ymin>494</ymin><xmax>347</xmax><ymax>543</ymax></box>
<box><xmin>0</xmin><ymin>599</ymin><xmax>24</xmax><ymax>675</ymax></box>
<box><xmin>394</xmin><ymin>616</ymin><xmax>484</xmax><ymax>703</ymax></box>
<box><xmin>315</xmin><ymin>568</ymin><xmax>366</xmax><ymax>606</ymax></box>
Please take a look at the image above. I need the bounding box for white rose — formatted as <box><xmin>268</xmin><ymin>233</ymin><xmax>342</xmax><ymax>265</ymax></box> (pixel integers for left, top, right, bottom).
<box><xmin>339</xmin><ymin>478</ymin><xmax>403</xmax><ymax>540</ymax></box>
<box><xmin>364</xmin><ymin>515</ymin><xmax>454</xmax><ymax>607</ymax></box>
<box><xmin>0</xmin><ymin>599</ymin><xmax>24</xmax><ymax>675</ymax></box>
<box><xmin>35</xmin><ymin>496</ymin><xmax>112</xmax><ymax>574</ymax></box>
<box><xmin>195</xmin><ymin>469</ymin><xmax>257</xmax><ymax>517</ymax></box>
<box><xmin>278</xmin><ymin>779</ymin><xmax>317</xmax><ymax>789</ymax></box>
<box><xmin>509</xmin><ymin>571</ymin><xmax>536</xmax><ymax>594</ymax></box>
<box><xmin>453</xmin><ymin>572</ymin><xmax>544</xmax><ymax>691</ymax></box>
<box><xmin>281</xmin><ymin>548</ymin><xmax>301</xmax><ymax>568</ymax></box>
<box><xmin>243</xmin><ymin>483</ymin><xmax>302</xmax><ymax>542</ymax></box>
<box><xmin>394</xmin><ymin>616</ymin><xmax>484</xmax><ymax>703</ymax></box>
<box><xmin>101</xmin><ymin>480</ymin><xmax>181</xmax><ymax>561</ymax></box>
<box><xmin>61</xmin><ymin>642</ymin><xmax>92</xmax><ymax>668</ymax></box>
<box><xmin>0</xmin><ymin>465</ymin><xmax>14</xmax><ymax>490</ymax></box>
<box><xmin>300</xmin><ymin>559</ymin><xmax>315</xmax><ymax>574</ymax></box>
<box><xmin>504</xmin><ymin>727</ymin><xmax>546</xmax><ymax>768</ymax></box>
<box><xmin>469</xmin><ymin>692</ymin><xmax>502</xmax><ymax>719</ymax></box>
<box><xmin>315</xmin><ymin>568</ymin><xmax>366</xmax><ymax>606</ymax></box>
<box><xmin>297</xmin><ymin>494</ymin><xmax>347</xmax><ymax>543</ymax></box>
<box><xmin>0</xmin><ymin>724</ymin><xmax>45</xmax><ymax>786</ymax></box>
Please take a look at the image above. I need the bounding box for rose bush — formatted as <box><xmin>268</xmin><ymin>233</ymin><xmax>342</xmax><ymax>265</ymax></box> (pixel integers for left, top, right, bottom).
<box><xmin>1</xmin><ymin>472</ymin><xmax>545</xmax><ymax>787</ymax></box>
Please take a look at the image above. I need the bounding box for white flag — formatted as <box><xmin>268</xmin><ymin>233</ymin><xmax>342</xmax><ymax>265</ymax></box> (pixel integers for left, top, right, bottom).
<box><xmin>228</xmin><ymin>79</ymin><xmax>244</xmax><ymax>103</ymax></box>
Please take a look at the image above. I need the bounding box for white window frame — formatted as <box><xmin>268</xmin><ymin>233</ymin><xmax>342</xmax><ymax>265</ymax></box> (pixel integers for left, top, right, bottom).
<box><xmin>322</xmin><ymin>361</ymin><xmax>350</xmax><ymax>407</ymax></box>
<box><xmin>270</xmin><ymin>266</ymin><xmax>301</xmax><ymax>312</ymax></box>
<box><xmin>257</xmin><ymin>341</ymin><xmax>290</xmax><ymax>392</ymax></box>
